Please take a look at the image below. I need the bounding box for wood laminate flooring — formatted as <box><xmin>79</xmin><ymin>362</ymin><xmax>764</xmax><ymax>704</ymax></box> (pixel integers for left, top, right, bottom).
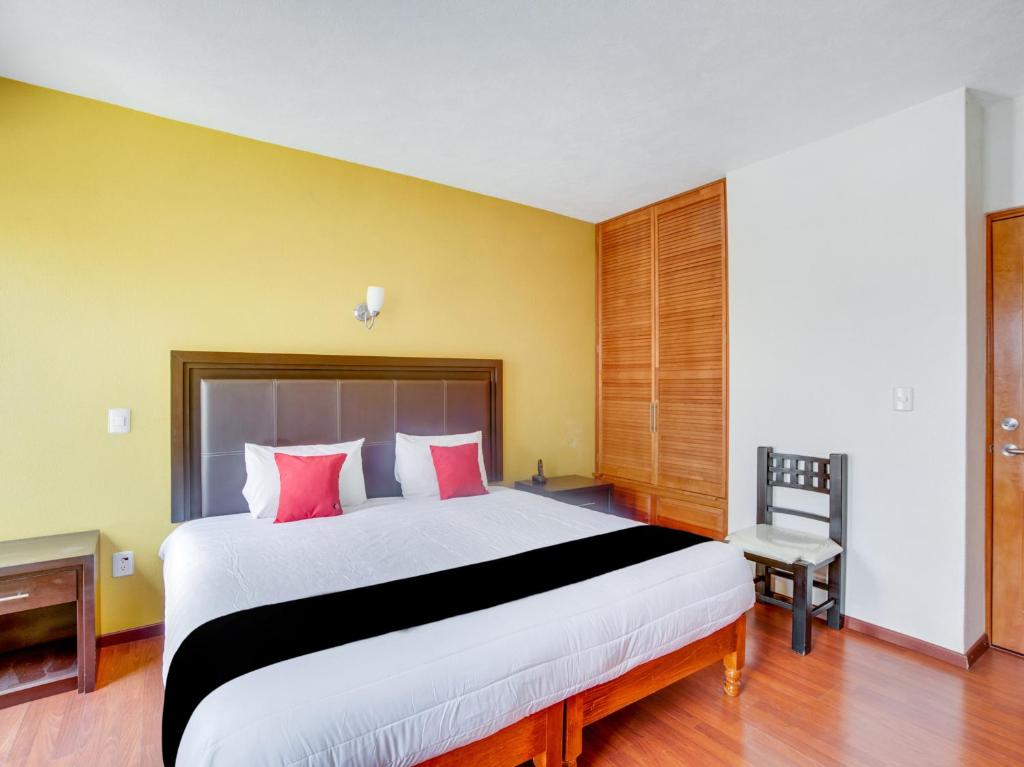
<box><xmin>1</xmin><ymin>605</ymin><xmax>1021</xmax><ymax>766</ymax></box>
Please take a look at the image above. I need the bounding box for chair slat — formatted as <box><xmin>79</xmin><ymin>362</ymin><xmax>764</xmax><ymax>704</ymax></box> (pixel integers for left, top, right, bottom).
<box><xmin>767</xmin><ymin>505</ymin><xmax>830</xmax><ymax>523</ymax></box>
<box><xmin>812</xmin><ymin>599</ymin><xmax>836</xmax><ymax>616</ymax></box>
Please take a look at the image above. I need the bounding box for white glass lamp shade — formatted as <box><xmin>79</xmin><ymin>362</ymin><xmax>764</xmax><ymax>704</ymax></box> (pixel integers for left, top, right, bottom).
<box><xmin>366</xmin><ymin>286</ymin><xmax>385</xmax><ymax>314</ymax></box>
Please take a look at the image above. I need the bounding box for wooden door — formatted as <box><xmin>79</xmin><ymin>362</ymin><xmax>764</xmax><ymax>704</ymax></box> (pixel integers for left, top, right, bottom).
<box><xmin>653</xmin><ymin>181</ymin><xmax>727</xmax><ymax>498</ymax></box>
<box><xmin>992</xmin><ymin>208</ymin><xmax>1024</xmax><ymax>655</ymax></box>
<box><xmin>597</xmin><ymin>208</ymin><xmax>655</xmax><ymax>483</ymax></box>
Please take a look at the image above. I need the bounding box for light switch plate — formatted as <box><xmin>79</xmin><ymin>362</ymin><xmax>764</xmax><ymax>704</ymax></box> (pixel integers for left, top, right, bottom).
<box><xmin>108</xmin><ymin>408</ymin><xmax>131</xmax><ymax>434</ymax></box>
<box><xmin>893</xmin><ymin>386</ymin><xmax>914</xmax><ymax>412</ymax></box>
<box><xmin>112</xmin><ymin>550</ymin><xmax>134</xmax><ymax>577</ymax></box>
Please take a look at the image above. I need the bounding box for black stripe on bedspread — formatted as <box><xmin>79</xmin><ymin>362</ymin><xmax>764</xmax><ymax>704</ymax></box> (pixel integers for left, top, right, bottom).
<box><xmin>162</xmin><ymin>524</ymin><xmax>709</xmax><ymax>765</ymax></box>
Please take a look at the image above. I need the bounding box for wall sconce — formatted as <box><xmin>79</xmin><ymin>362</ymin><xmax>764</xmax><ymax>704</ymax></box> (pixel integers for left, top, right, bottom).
<box><xmin>354</xmin><ymin>286</ymin><xmax>385</xmax><ymax>330</ymax></box>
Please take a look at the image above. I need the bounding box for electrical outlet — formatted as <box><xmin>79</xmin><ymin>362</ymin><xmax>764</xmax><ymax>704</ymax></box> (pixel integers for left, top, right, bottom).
<box><xmin>112</xmin><ymin>550</ymin><xmax>134</xmax><ymax>577</ymax></box>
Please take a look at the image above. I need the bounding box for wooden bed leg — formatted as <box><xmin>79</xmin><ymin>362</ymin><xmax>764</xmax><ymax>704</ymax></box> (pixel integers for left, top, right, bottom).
<box><xmin>532</xmin><ymin>703</ymin><xmax>564</xmax><ymax>767</ymax></box>
<box><xmin>561</xmin><ymin>695</ymin><xmax>583</xmax><ymax>767</ymax></box>
<box><xmin>723</xmin><ymin>658</ymin><xmax>742</xmax><ymax>696</ymax></box>
<box><xmin>723</xmin><ymin>612</ymin><xmax>747</xmax><ymax>697</ymax></box>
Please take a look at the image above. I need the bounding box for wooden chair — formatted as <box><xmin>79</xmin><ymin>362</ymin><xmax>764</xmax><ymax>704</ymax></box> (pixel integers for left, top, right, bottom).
<box><xmin>727</xmin><ymin>447</ymin><xmax>848</xmax><ymax>654</ymax></box>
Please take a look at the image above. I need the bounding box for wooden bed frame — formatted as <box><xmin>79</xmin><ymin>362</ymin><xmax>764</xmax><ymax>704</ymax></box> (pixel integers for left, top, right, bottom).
<box><xmin>419</xmin><ymin>614</ymin><xmax>745</xmax><ymax>767</ymax></box>
<box><xmin>562</xmin><ymin>614</ymin><xmax>745</xmax><ymax>766</ymax></box>
<box><xmin>169</xmin><ymin>351</ymin><xmax>746</xmax><ymax>767</ymax></box>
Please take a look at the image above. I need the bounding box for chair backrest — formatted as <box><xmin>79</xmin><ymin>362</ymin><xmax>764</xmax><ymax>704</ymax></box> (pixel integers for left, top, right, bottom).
<box><xmin>756</xmin><ymin>446</ymin><xmax>848</xmax><ymax>547</ymax></box>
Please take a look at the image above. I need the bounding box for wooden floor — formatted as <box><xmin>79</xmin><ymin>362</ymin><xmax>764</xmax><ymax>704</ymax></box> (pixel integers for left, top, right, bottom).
<box><xmin>1</xmin><ymin>604</ymin><xmax>1022</xmax><ymax>766</ymax></box>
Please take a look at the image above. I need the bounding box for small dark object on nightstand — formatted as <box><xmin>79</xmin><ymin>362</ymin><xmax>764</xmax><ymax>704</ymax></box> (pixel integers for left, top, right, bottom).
<box><xmin>531</xmin><ymin>459</ymin><xmax>547</xmax><ymax>485</ymax></box>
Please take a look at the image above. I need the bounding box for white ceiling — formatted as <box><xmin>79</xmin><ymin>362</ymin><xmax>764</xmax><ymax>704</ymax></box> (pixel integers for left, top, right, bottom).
<box><xmin>2</xmin><ymin>1</ymin><xmax>1023</xmax><ymax>222</ymax></box>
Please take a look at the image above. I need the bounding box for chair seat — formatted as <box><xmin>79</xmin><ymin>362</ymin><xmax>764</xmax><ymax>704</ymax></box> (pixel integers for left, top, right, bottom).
<box><xmin>726</xmin><ymin>523</ymin><xmax>843</xmax><ymax>566</ymax></box>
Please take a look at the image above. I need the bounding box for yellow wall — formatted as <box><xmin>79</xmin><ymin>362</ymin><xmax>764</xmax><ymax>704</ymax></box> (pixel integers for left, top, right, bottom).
<box><xmin>0</xmin><ymin>78</ymin><xmax>596</xmax><ymax>634</ymax></box>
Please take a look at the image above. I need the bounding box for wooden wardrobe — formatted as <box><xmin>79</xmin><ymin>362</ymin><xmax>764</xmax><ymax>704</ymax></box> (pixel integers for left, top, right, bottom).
<box><xmin>595</xmin><ymin>179</ymin><xmax>728</xmax><ymax>538</ymax></box>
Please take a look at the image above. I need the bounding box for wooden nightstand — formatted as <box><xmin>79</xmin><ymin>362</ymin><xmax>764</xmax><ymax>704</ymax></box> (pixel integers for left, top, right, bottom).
<box><xmin>0</xmin><ymin>530</ymin><xmax>98</xmax><ymax>708</ymax></box>
<box><xmin>514</xmin><ymin>475</ymin><xmax>613</xmax><ymax>514</ymax></box>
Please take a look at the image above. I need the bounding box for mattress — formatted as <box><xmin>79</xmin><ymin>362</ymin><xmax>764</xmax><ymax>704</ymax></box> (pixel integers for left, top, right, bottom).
<box><xmin>160</xmin><ymin>487</ymin><xmax>754</xmax><ymax>766</ymax></box>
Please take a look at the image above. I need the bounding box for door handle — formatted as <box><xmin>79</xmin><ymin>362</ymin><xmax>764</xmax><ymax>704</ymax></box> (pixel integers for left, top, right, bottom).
<box><xmin>1002</xmin><ymin>444</ymin><xmax>1024</xmax><ymax>456</ymax></box>
<box><xmin>0</xmin><ymin>591</ymin><xmax>29</xmax><ymax>603</ymax></box>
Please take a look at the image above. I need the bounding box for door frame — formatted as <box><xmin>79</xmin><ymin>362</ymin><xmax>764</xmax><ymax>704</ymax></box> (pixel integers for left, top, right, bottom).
<box><xmin>986</xmin><ymin>205</ymin><xmax>1024</xmax><ymax>647</ymax></box>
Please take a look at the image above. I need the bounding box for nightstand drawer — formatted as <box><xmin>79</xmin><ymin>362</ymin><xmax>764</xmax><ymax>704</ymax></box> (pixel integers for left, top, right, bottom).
<box><xmin>0</xmin><ymin>570</ymin><xmax>77</xmax><ymax>616</ymax></box>
<box><xmin>558</xmin><ymin>487</ymin><xmax>611</xmax><ymax>512</ymax></box>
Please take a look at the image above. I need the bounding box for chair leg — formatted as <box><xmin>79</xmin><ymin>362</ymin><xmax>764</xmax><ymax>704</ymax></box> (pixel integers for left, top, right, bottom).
<box><xmin>755</xmin><ymin>562</ymin><xmax>767</xmax><ymax>599</ymax></box>
<box><xmin>792</xmin><ymin>563</ymin><xmax>814</xmax><ymax>655</ymax></box>
<box><xmin>827</xmin><ymin>557</ymin><xmax>844</xmax><ymax>630</ymax></box>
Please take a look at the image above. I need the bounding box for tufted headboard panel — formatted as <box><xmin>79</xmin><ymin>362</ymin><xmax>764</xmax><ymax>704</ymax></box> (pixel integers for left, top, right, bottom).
<box><xmin>170</xmin><ymin>351</ymin><xmax>502</xmax><ymax>522</ymax></box>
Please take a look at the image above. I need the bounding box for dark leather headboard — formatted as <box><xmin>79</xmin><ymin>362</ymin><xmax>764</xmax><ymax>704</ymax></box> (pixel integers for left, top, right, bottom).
<box><xmin>170</xmin><ymin>351</ymin><xmax>503</xmax><ymax>522</ymax></box>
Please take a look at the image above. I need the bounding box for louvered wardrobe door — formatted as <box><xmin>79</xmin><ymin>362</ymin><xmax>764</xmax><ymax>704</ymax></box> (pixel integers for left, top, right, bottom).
<box><xmin>597</xmin><ymin>208</ymin><xmax>654</xmax><ymax>483</ymax></box>
<box><xmin>654</xmin><ymin>181</ymin><xmax>727</xmax><ymax>497</ymax></box>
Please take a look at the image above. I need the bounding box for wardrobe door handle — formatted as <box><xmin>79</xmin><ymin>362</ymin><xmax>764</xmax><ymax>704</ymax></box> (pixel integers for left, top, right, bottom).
<box><xmin>0</xmin><ymin>591</ymin><xmax>29</xmax><ymax>603</ymax></box>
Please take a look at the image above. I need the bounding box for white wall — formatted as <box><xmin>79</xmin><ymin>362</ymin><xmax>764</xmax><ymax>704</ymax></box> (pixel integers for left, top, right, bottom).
<box><xmin>727</xmin><ymin>89</ymin><xmax>982</xmax><ymax>653</ymax></box>
<box><xmin>984</xmin><ymin>93</ymin><xmax>1024</xmax><ymax>212</ymax></box>
<box><xmin>963</xmin><ymin>93</ymin><xmax>987</xmax><ymax>649</ymax></box>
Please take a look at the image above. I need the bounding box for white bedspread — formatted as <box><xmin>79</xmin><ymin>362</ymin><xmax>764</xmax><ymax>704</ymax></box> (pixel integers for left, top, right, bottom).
<box><xmin>160</xmin><ymin>488</ymin><xmax>753</xmax><ymax>767</ymax></box>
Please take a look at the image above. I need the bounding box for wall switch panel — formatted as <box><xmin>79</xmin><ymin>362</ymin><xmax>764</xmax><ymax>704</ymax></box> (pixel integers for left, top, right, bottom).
<box><xmin>113</xmin><ymin>550</ymin><xmax>134</xmax><ymax>577</ymax></box>
<box><xmin>893</xmin><ymin>386</ymin><xmax>914</xmax><ymax>412</ymax></box>
<box><xmin>108</xmin><ymin>408</ymin><xmax>131</xmax><ymax>434</ymax></box>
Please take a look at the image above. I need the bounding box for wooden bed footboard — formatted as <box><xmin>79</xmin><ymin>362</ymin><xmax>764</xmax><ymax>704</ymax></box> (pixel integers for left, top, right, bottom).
<box><xmin>562</xmin><ymin>613</ymin><xmax>747</xmax><ymax>766</ymax></box>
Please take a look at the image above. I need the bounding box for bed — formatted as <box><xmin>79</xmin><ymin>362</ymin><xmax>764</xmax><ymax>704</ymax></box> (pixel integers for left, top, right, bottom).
<box><xmin>163</xmin><ymin>351</ymin><xmax>753</xmax><ymax>767</ymax></box>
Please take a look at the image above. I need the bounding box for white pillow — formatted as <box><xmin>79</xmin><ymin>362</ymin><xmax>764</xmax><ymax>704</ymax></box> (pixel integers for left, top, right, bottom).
<box><xmin>394</xmin><ymin>431</ymin><xmax>488</xmax><ymax>498</ymax></box>
<box><xmin>242</xmin><ymin>439</ymin><xmax>366</xmax><ymax>518</ymax></box>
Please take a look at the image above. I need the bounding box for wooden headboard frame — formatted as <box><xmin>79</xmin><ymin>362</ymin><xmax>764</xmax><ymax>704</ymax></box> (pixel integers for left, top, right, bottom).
<box><xmin>170</xmin><ymin>351</ymin><xmax>503</xmax><ymax>523</ymax></box>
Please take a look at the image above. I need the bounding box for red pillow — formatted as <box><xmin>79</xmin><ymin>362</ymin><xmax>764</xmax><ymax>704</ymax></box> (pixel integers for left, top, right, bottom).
<box><xmin>273</xmin><ymin>452</ymin><xmax>347</xmax><ymax>523</ymax></box>
<box><xmin>429</xmin><ymin>443</ymin><xmax>488</xmax><ymax>500</ymax></box>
